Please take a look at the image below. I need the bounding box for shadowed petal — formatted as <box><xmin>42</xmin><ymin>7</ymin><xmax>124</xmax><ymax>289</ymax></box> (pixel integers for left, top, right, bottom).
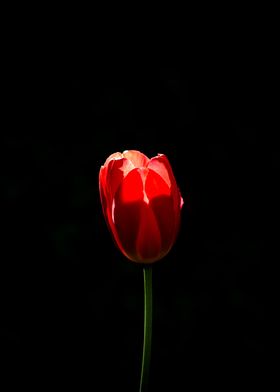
<box><xmin>149</xmin><ymin>154</ymin><xmax>182</xmax><ymax>210</ymax></box>
<box><xmin>145</xmin><ymin>168</ymin><xmax>171</xmax><ymax>200</ymax></box>
<box><xmin>99</xmin><ymin>165</ymin><xmax>108</xmax><ymax>220</ymax></box>
<box><xmin>148</xmin><ymin>154</ymin><xmax>183</xmax><ymax>248</ymax></box>
<box><xmin>149</xmin><ymin>195</ymin><xmax>177</xmax><ymax>255</ymax></box>
<box><xmin>136</xmin><ymin>203</ymin><xmax>161</xmax><ymax>262</ymax></box>
<box><xmin>113</xmin><ymin>169</ymin><xmax>145</xmax><ymax>260</ymax></box>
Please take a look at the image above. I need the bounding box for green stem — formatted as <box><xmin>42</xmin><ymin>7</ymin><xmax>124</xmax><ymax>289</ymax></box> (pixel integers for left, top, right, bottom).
<box><xmin>139</xmin><ymin>266</ymin><xmax>153</xmax><ymax>392</ymax></box>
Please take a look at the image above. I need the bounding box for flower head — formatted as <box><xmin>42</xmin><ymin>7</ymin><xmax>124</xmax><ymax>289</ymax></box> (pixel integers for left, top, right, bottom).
<box><xmin>99</xmin><ymin>150</ymin><xmax>183</xmax><ymax>263</ymax></box>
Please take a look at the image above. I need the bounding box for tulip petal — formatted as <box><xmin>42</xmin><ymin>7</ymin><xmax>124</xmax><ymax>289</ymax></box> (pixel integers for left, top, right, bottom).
<box><xmin>113</xmin><ymin>168</ymin><xmax>162</xmax><ymax>262</ymax></box>
<box><xmin>123</xmin><ymin>150</ymin><xmax>150</xmax><ymax>168</ymax></box>
<box><xmin>104</xmin><ymin>152</ymin><xmax>123</xmax><ymax>166</ymax></box>
<box><xmin>144</xmin><ymin>169</ymin><xmax>176</xmax><ymax>254</ymax></box>
<box><xmin>149</xmin><ymin>195</ymin><xmax>177</xmax><ymax>255</ymax></box>
<box><xmin>148</xmin><ymin>154</ymin><xmax>182</xmax><ymax>249</ymax></box>
<box><xmin>99</xmin><ymin>165</ymin><xmax>108</xmax><ymax>218</ymax></box>
<box><xmin>149</xmin><ymin>154</ymin><xmax>183</xmax><ymax>211</ymax></box>
<box><xmin>113</xmin><ymin>168</ymin><xmax>144</xmax><ymax>260</ymax></box>
<box><xmin>145</xmin><ymin>168</ymin><xmax>171</xmax><ymax>200</ymax></box>
<box><xmin>116</xmin><ymin>167</ymin><xmax>145</xmax><ymax>203</ymax></box>
<box><xmin>106</xmin><ymin>158</ymin><xmax>127</xmax><ymax>201</ymax></box>
<box><xmin>136</xmin><ymin>202</ymin><xmax>161</xmax><ymax>261</ymax></box>
<box><xmin>148</xmin><ymin>156</ymin><xmax>171</xmax><ymax>188</ymax></box>
<box><xmin>113</xmin><ymin>200</ymin><xmax>142</xmax><ymax>261</ymax></box>
<box><xmin>99</xmin><ymin>166</ymin><xmax>125</xmax><ymax>256</ymax></box>
<box><xmin>106</xmin><ymin>157</ymin><xmax>135</xmax><ymax>203</ymax></box>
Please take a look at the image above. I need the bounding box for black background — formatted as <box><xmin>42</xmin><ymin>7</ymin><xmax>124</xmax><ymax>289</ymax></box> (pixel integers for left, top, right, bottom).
<box><xmin>2</xmin><ymin>13</ymin><xmax>277</xmax><ymax>391</ymax></box>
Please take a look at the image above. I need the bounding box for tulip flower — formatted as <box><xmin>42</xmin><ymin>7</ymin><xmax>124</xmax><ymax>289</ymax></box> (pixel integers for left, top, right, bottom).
<box><xmin>99</xmin><ymin>150</ymin><xmax>183</xmax><ymax>391</ymax></box>
<box><xmin>99</xmin><ymin>150</ymin><xmax>183</xmax><ymax>264</ymax></box>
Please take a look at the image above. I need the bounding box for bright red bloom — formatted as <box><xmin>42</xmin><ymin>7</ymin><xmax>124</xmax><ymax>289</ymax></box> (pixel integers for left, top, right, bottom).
<box><xmin>99</xmin><ymin>150</ymin><xmax>184</xmax><ymax>264</ymax></box>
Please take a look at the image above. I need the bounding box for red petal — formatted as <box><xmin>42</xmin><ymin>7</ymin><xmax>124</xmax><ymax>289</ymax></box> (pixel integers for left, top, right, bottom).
<box><xmin>116</xmin><ymin>167</ymin><xmax>144</xmax><ymax>203</ymax></box>
<box><xmin>105</xmin><ymin>157</ymin><xmax>135</xmax><ymax>203</ymax></box>
<box><xmin>99</xmin><ymin>165</ymin><xmax>108</xmax><ymax>219</ymax></box>
<box><xmin>145</xmin><ymin>168</ymin><xmax>178</xmax><ymax>255</ymax></box>
<box><xmin>149</xmin><ymin>195</ymin><xmax>178</xmax><ymax>255</ymax></box>
<box><xmin>106</xmin><ymin>158</ymin><xmax>126</xmax><ymax>201</ymax></box>
<box><xmin>145</xmin><ymin>168</ymin><xmax>171</xmax><ymax>200</ymax></box>
<box><xmin>148</xmin><ymin>156</ymin><xmax>171</xmax><ymax>188</ymax></box>
<box><xmin>103</xmin><ymin>152</ymin><xmax>123</xmax><ymax>167</ymax></box>
<box><xmin>99</xmin><ymin>158</ymin><xmax>138</xmax><ymax>259</ymax></box>
<box><xmin>149</xmin><ymin>154</ymin><xmax>183</xmax><ymax>211</ymax></box>
<box><xmin>148</xmin><ymin>155</ymin><xmax>182</xmax><ymax>250</ymax></box>
<box><xmin>113</xmin><ymin>169</ymin><xmax>145</xmax><ymax>260</ymax></box>
<box><xmin>123</xmin><ymin>150</ymin><xmax>150</xmax><ymax>168</ymax></box>
<box><xmin>136</xmin><ymin>203</ymin><xmax>161</xmax><ymax>262</ymax></box>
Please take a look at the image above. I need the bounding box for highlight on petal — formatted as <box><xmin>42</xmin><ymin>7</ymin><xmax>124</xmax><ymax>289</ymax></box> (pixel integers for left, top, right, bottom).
<box><xmin>106</xmin><ymin>157</ymin><xmax>139</xmax><ymax>202</ymax></box>
<box><xmin>99</xmin><ymin>165</ymin><xmax>107</xmax><ymax>194</ymax></box>
<box><xmin>180</xmin><ymin>193</ymin><xmax>184</xmax><ymax>209</ymax></box>
<box><xmin>117</xmin><ymin>168</ymin><xmax>144</xmax><ymax>203</ymax></box>
<box><xmin>106</xmin><ymin>158</ymin><xmax>127</xmax><ymax>203</ymax></box>
<box><xmin>153</xmin><ymin>154</ymin><xmax>175</xmax><ymax>184</ymax></box>
<box><xmin>118</xmin><ymin>158</ymin><xmax>135</xmax><ymax>178</ymax></box>
<box><xmin>123</xmin><ymin>150</ymin><xmax>150</xmax><ymax>168</ymax></box>
<box><xmin>148</xmin><ymin>155</ymin><xmax>171</xmax><ymax>188</ymax></box>
<box><xmin>103</xmin><ymin>152</ymin><xmax>123</xmax><ymax>167</ymax></box>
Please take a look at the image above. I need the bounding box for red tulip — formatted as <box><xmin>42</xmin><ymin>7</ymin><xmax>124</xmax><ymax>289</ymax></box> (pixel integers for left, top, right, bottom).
<box><xmin>99</xmin><ymin>150</ymin><xmax>184</xmax><ymax>263</ymax></box>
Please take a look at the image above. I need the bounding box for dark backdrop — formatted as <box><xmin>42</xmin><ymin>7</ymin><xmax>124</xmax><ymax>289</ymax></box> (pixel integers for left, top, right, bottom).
<box><xmin>2</xmin><ymin>19</ymin><xmax>276</xmax><ymax>391</ymax></box>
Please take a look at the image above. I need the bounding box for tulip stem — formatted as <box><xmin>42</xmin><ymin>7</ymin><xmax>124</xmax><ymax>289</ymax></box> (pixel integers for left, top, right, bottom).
<box><xmin>139</xmin><ymin>266</ymin><xmax>153</xmax><ymax>392</ymax></box>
